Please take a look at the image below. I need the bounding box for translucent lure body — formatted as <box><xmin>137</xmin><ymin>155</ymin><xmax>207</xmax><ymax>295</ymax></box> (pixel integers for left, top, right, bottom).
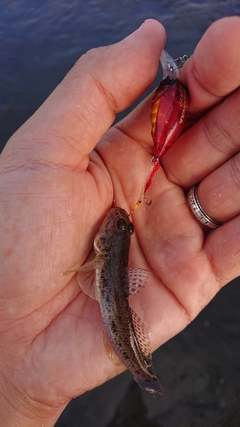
<box><xmin>132</xmin><ymin>50</ymin><xmax>189</xmax><ymax>208</ymax></box>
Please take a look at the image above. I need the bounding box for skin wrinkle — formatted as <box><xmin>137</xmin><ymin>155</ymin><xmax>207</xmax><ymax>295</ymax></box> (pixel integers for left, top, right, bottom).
<box><xmin>115</xmin><ymin>120</ymin><xmax>152</xmax><ymax>154</ymax></box>
<box><xmin>130</xmin><ymin>186</ymin><xmax>205</xmax><ymax>322</ymax></box>
<box><xmin>151</xmin><ymin>242</ymin><xmax>197</xmax><ymax>315</ymax></box>
<box><xmin>63</xmin><ymin>54</ymin><xmax>125</xmax><ymax>149</ymax></box>
<box><xmin>202</xmin><ymin>114</ymin><xmax>227</xmax><ymax>156</ymax></box>
<box><xmin>204</xmin><ymin>235</ymin><xmax>229</xmax><ymax>288</ymax></box>
<box><xmin>162</xmin><ymin>279</ymin><xmax>192</xmax><ymax>324</ymax></box>
<box><xmin>2</xmin><ymin>281</ymin><xmax>81</xmax><ymax>346</ymax></box>
<box><xmin>31</xmin><ymin>302</ymin><xmax>100</xmax><ymax>403</ymax></box>
<box><xmin>228</xmin><ymin>154</ymin><xmax>240</xmax><ymax>194</ymax></box>
<box><xmin>74</xmin><ymin>95</ymin><xmax>111</xmax><ymax>151</ymax></box>
<box><xmin>90</xmin><ymin>73</ymin><xmax>119</xmax><ymax>117</ymax></box>
<box><xmin>10</xmin><ymin>371</ymin><xmax>64</xmax><ymax>424</ymax></box>
<box><xmin>94</xmin><ymin>136</ymin><xmax>123</xmax><ymax>205</ymax></box>
<box><xmin>96</xmin><ymin>126</ymin><xmax>152</xmax><ymax>208</ymax></box>
<box><xmin>134</xmin><ymin>225</ymin><xmax>192</xmax><ymax>324</ymax></box>
<box><xmin>45</xmin><ymin>133</ymin><xmax>86</xmax><ymax>165</ymax></box>
<box><xmin>115</xmin><ymin>93</ymin><xmax>154</xmax><ymax>149</ymax></box>
<box><xmin>88</xmin><ymin>152</ymin><xmax>112</xmax><ymax>187</ymax></box>
<box><xmin>87</xmin><ymin>154</ymin><xmax>113</xmax><ymax>204</ymax></box>
<box><xmin>204</xmin><ymin>106</ymin><xmax>240</xmax><ymax>157</ymax></box>
<box><xmin>0</xmin><ymin>158</ymin><xmax>82</xmax><ymax>180</ymax></box>
<box><xmin>35</xmin><ymin>136</ymin><xmax>89</xmax><ymax>172</ymax></box>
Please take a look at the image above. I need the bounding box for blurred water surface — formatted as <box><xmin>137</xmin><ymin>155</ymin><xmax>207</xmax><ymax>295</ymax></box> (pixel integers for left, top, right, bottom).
<box><xmin>1</xmin><ymin>1</ymin><xmax>240</xmax><ymax>426</ymax></box>
<box><xmin>1</xmin><ymin>0</ymin><xmax>239</xmax><ymax>146</ymax></box>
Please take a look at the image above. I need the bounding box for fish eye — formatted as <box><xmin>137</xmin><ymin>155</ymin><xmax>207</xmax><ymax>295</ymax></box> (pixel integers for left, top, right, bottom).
<box><xmin>116</xmin><ymin>218</ymin><xmax>127</xmax><ymax>231</ymax></box>
<box><xmin>128</xmin><ymin>222</ymin><xmax>134</xmax><ymax>234</ymax></box>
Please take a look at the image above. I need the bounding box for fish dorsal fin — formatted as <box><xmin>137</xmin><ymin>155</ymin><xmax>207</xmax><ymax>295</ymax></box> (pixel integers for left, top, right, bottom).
<box><xmin>101</xmin><ymin>327</ymin><xmax>122</xmax><ymax>366</ymax></box>
<box><xmin>131</xmin><ymin>309</ymin><xmax>152</xmax><ymax>368</ymax></box>
<box><xmin>127</xmin><ymin>267</ymin><xmax>150</xmax><ymax>296</ymax></box>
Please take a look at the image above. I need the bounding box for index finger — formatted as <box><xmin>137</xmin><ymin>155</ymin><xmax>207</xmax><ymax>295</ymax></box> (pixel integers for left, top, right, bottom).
<box><xmin>162</xmin><ymin>16</ymin><xmax>240</xmax><ymax>185</ymax></box>
<box><xmin>181</xmin><ymin>16</ymin><xmax>240</xmax><ymax>115</ymax></box>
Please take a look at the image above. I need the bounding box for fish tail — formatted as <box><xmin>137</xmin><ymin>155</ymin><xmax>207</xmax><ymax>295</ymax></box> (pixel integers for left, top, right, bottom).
<box><xmin>134</xmin><ymin>374</ymin><xmax>164</xmax><ymax>396</ymax></box>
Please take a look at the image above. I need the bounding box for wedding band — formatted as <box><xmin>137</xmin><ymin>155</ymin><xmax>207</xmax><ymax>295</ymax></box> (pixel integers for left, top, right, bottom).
<box><xmin>187</xmin><ymin>185</ymin><xmax>224</xmax><ymax>229</ymax></box>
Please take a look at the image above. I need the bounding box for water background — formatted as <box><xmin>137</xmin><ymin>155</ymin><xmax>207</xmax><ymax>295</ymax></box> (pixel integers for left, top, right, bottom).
<box><xmin>1</xmin><ymin>1</ymin><xmax>240</xmax><ymax>426</ymax></box>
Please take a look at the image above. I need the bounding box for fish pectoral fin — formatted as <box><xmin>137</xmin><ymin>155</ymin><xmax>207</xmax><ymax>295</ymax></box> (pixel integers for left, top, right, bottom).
<box><xmin>77</xmin><ymin>270</ymin><xmax>98</xmax><ymax>300</ymax></box>
<box><xmin>127</xmin><ymin>267</ymin><xmax>150</xmax><ymax>296</ymax></box>
<box><xmin>63</xmin><ymin>258</ymin><xmax>104</xmax><ymax>301</ymax></box>
<box><xmin>64</xmin><ymin>257</ymin><xmax>103</xmax><ymax>274</ymax></box>
<box><xmin>131</xmin><ymin>309</ymin><xmax>152</xmax><ymax>367</ymax></box>
<box><xmin>101</xmin><ymin>328</ymin><xmax>123</xmax><ymax>366</ymax></box>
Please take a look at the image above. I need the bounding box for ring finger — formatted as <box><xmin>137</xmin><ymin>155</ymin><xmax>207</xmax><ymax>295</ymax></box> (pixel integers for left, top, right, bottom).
<box><xmin>190</xmin><ymin>152</ymin><xmax>240</xmax><ymax>225</ymax></box>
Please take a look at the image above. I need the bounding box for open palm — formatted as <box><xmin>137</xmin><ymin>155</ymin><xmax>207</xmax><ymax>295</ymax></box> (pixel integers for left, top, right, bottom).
<box><xmin>1</xmin><ymin>17</ymin><xmax>240</xmax><ymax>423</ymax></box>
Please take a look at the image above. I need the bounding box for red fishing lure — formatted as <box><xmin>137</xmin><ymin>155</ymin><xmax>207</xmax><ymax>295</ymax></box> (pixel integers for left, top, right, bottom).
<box><xmin>145</xmin><ymin>75</ymin><xmax>188</xmax><ymax>194</ymax></box>
<box><xmin>132</xmin><ymin>51</ymin><xmax>189</xmax><ymax>210</ymax></box>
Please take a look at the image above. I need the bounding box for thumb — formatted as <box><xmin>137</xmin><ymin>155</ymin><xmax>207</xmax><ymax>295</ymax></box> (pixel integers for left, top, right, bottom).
<box><xmin>3</xmin><ymin>19</ymin><xmax>166</xmax><ymax>169</ymax></box>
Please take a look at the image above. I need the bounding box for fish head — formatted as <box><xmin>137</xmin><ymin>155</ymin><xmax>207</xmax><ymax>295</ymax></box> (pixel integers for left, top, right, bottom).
<box><xmin>93</xmin><ymin>207</ymin><xmax>134</xmax><ymax>255</ymax></box>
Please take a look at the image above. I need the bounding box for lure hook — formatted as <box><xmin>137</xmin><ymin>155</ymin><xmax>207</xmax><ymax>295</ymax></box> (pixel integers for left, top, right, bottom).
<box><xmin>143</xmin><ymin>192</ymin><xmax>152</xmax><ymax>206</ymax></box>
<box><xmin>129</xmin><ymin>187</ymin><xmax>152</xmax><ymax>216</ymax></box>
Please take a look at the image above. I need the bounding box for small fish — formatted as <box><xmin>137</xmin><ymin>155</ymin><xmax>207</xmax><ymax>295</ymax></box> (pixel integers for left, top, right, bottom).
<box><xmin>67</xmin><ymin>207</ymin><xmax>163</xmax><ymax>396</ymax></box>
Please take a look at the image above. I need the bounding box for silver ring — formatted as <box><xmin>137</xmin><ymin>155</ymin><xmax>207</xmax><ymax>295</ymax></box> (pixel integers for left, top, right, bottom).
<box><xmin>187</xmin><ymin>184</ymin><xmax>224</xmax><ymax>229</ymax></box>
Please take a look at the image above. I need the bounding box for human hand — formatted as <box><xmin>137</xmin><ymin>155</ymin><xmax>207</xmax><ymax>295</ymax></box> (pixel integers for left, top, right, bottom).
<box><xmin>0</xmin><ymin>16</ymin><xmax>240</xmax><ymax>427</ymax></box>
